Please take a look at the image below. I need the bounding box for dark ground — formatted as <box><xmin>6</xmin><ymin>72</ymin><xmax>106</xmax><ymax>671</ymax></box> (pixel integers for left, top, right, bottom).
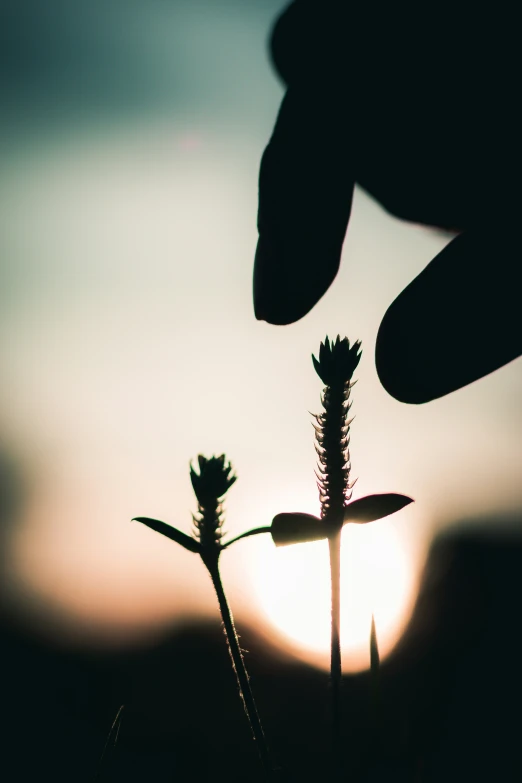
<box><xmin>2</xmin><ymin>520</ymin><xmax>522</xmax><ymax>782</ymax></box>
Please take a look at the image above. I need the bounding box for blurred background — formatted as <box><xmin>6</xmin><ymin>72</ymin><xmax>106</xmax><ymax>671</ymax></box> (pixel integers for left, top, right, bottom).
<box><xmin>1</xmin><ymin>1</ymin><xmax>521</xmax><ymax>781</ymax></box>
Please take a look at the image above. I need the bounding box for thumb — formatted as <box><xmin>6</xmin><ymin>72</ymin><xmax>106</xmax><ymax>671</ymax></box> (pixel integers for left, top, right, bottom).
<box><xmin>376</xmin><ymin>225</ymin><xmax>522</xmax><ymax>403</ymax></box>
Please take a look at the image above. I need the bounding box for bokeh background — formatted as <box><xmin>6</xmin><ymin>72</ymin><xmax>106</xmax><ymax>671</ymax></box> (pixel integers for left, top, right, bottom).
<box><xmin>1</xmin><ymin>2</ymin><xmax>521</xmax><ymax>781</ymax></box>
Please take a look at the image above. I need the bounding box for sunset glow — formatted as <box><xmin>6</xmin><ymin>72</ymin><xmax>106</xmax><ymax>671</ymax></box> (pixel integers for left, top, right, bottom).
<box><xmin>251</xmin><ymin>521</ymin><xmax>415</xmax><ymax>672</ymax></box>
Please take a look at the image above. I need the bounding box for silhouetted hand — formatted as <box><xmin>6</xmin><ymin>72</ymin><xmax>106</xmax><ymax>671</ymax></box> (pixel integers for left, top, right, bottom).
<box><xmin>254</xmin><ymin>1</ymin><xmax>521</xmax><ymax>403</ymax></box>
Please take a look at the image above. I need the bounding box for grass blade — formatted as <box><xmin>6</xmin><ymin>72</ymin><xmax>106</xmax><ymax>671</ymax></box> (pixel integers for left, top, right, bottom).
<box><xmin>94</xmin><ymin>704</ymin><xmax>124</xmax><ymax>781</ymax></box>
<box><xmin>369</xmin><ymin>615</ymin><xmax>380</xmax><ymax>743</ymax></box>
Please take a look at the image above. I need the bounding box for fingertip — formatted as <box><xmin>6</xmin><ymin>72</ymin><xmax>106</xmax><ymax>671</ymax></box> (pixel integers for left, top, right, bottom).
<box><xmin>375</xmin><ymin>300</ymin><xmax>434</xmax><ymax>405</ymax></box>
<box><xmin>253</xmin><ymin>234</ymin><xmax>336</xmax><ymax>325</ymax></box>
<box><xmin>254</xmin><ymin>88</ymin><xmax>355</xmax><ymax>326</ymax></box>
<box><xmin>376</xmin><ymin>228</ymin><xmax>522</xmax><ymax>404</ymax></box>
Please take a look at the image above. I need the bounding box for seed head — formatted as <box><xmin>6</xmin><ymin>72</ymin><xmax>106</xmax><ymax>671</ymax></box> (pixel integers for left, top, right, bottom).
<box><xmin>190</xmin><ymin>455</ymin><xmax>236</xmax><ymax>548</ymax></box>
<box><xmin>312</xmin><ymin>335</ymin><xmax>362</xmax><ymax>387</ymax></box>
<box><xmin>312</xmin><ymin>336</ymin><xmax>361</xmax><ymax>525</ymax></box>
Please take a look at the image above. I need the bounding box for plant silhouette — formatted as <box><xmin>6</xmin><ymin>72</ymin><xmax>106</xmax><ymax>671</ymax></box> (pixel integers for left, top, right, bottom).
<box><xmin>130</xmin><ymin>338</ymin><xmax>413</xmax><ymax>781</ymax></box>
<box><xmin>246</xmin><ymin>336</ymin><xmax>413</xmax><ymax>777</ymax></box>
<box><xmin>133</xmin><ymin>455</ymin><xmax>275</xmax><ymax>780</ymax></box>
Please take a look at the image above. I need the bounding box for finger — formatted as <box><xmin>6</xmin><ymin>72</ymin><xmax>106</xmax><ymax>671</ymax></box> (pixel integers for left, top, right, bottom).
<box><xmin>268</xmin><ymin>0</ymin><xmax>301</xmax><ymax>86</ymax></box>
<box><xmin>376</xmin><ymin>226</ymin><xmax>522</xmax><ymax>404</ymax></box>
<box><xmin>269</xmin><ymin>3</ymin><xmax>517</xmax><ymax>234</ymax></box>
<box><xmin>269</xmin><ymin>0</ymin><xmax>333</xmax><ymax>87</ymax></box>
<box><xmin>254</xmin><ymin>85</ymin><xmax>355</xmax><ymax>324</ymax></box>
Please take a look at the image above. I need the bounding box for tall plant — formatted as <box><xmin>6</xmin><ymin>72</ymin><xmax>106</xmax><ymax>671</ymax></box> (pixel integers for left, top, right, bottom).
<box><xmin>246</xmin><ymin>336</ymin><xmax>413</xmax><ymax>775</ymax></box>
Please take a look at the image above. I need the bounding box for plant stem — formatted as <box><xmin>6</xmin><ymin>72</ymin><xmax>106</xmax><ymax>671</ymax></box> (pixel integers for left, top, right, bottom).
<box><xmin>328</xmin><ymin>528</ymin><xmax>343</xmax><ymax>779</ymax></box>
<box><xmin>206</xmin><ymin>558</ymin><xmax>274</xmax><ymax>780</ymax></box>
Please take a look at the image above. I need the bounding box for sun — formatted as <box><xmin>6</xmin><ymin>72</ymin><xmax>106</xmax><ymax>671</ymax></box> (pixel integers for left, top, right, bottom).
<box><xmin>250</xmin><ymin>521</ymin><xmax>415</xmax><ymax>672</ymax></box>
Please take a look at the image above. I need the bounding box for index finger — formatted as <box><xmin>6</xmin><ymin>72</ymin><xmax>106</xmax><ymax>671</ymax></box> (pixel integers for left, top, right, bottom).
<box><xmin>254</xmin><ymin>85</ymin><xmax>356</xmax><ymax>324</ymax></box>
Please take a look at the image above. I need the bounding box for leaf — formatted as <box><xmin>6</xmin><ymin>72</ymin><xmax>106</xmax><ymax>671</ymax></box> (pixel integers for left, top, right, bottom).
<box><xmin>343</xmin><ymin>493</ymin><xmax>414</xmax><ymax>525</ymax></box>
<box><xmin>132</xmin><ymin>517</ymin><xmax>201</xmax><ymax>553</ymax></box>
<box><xmin>221</xmin><ymin>526</ymin><xmax>272</xmax><ymax>549</ymax></box>
<box><xmin>271</xmin><ymin>512</ymin><xmax>325</xmax><ymax>547</ymax></box>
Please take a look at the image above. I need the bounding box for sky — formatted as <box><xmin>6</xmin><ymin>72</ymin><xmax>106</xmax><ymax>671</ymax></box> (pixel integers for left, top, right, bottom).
<box><xmin>1</xmin><ymin>0</ymin><xmax>521</xmax><ymax>670</ymax></box>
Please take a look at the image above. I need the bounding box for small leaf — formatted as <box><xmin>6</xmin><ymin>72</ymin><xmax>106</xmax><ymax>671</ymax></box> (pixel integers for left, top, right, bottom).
<box><xmin>132</xmin><ymin>517</ymin><xmax>201</xmax><ymax>553</ymax></box>
<box><xmin>312</xmin><ymin>354</ymin><xmax>322</xmax><ymax>379</ymax></box>
<box><xmin>343</xmin><ymin>493</ymin><xmax>414</xmax><ymax>525</ymax></box>
<box><xmin>271</xmin><ymin>512</ymin><xmax>325</xmax><ymax>547</ymax></box>
<box><xmin>221</xmin><ymin>526</ymin><xmax>272</xmax><ymax>549</ymax></box>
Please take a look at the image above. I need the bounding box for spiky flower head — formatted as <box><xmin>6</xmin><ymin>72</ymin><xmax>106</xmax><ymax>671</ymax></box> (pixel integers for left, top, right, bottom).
<box><xmin>312</xmin><ymin>335</ymin><xmax>361</xmax><ymax>526</ymax></box>
<box><xmin>266</xmin><ymin>334</ymin><xmax>413</xmax><ymax>548</ymax></box>
<box><xmin>312</xmin><ymin>335</ymin><xmax>362</xmax><ymax>387</ymax></box>
<box><xmin>191</xmin><ymin>454</ymin><xmax>237</xmax><ymax>548</ymax></box>
<box><xmin>190</xmin><ymin>455</ymin><xmax>236</xmax><ymax>505</ymax></box>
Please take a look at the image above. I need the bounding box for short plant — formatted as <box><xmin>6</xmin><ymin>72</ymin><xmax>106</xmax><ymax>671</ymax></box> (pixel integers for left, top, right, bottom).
<box><xmin>133</xmin><ymin>455</ymin><xmax>275</xmax><ymax>780</ymax></box>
